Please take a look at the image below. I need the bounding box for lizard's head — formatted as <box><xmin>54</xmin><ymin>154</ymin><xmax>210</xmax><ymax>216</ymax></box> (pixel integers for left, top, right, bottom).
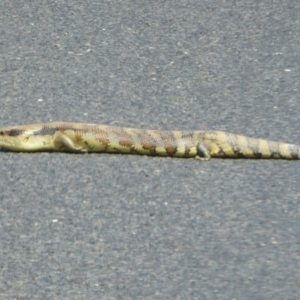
<box><xmin>0</xmin><ymin>124</ymin><xmax>54</xmax><ymax>152</ymax></box>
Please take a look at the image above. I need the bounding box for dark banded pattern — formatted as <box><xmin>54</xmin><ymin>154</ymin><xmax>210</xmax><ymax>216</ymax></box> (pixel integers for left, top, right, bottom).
<box><xmin>199</xmin><ymin>131</ymin><xmax>300</xmax><ymax>159</ymax></box>
<box><xmin>0</xmin><ymin>122</ymin><xmax>300</xmax><ymax>160</ymax></box>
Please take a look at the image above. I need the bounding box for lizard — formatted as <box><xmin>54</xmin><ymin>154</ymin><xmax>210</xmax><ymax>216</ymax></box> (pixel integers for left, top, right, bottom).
<box><xmin>0</xmin><ymin>122</ymin><xmax>299</xmax><ymax>160</ymax></box>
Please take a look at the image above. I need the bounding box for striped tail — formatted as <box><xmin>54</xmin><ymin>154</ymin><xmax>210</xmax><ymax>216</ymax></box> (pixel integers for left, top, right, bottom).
<box><xmin>203</xmin><ymin>131</ymin><xmax>300</xmax><ymax>159</ymax></box>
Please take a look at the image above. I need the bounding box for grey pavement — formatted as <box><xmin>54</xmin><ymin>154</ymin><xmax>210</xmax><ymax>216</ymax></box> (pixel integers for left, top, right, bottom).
<box><xmin>1</xmin><ymin>1</ymin><xmax>300</xmax><ymax>299</ymax></box>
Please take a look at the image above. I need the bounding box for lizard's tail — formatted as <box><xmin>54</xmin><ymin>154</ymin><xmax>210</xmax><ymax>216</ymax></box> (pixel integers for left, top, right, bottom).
<box><xmin>204</xmin><ymin>131</ymin><xmax>300</xmax><ymax>159</ymax></box>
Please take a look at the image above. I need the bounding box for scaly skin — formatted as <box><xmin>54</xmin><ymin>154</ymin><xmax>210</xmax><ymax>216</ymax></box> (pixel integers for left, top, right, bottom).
<box><xmin>0</xmin><ymin>122</ymin><xmax>300</xmax><ymax>159</ymax></box>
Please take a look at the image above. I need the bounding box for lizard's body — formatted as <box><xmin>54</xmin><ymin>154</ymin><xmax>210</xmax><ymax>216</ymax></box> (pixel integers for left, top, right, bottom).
<box><xmin>0</xmin><ymin>122</ymin><xmax>299</xmax><ymax>160</ymax></box>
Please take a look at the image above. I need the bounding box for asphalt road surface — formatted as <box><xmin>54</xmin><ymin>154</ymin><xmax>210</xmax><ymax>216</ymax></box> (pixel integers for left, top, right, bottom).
<box><xmin>1</xmin><ymin>1</ymin><xmax>300</xmax><ymax>299</ymax></box>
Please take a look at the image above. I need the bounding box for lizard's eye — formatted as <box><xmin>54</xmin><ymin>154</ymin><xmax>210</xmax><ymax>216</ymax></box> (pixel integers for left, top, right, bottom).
<box><xmin>7</xmin><ymin>129</ymin><xmax>22</xmax><ymax>136</ymax></box>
